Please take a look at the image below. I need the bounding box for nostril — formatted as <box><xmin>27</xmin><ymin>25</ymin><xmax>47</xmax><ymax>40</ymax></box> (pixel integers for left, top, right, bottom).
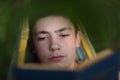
<box><xmin>50</xmin><ymin>42</ymin><xmax>60</xmax><ymax>51</ymax></box>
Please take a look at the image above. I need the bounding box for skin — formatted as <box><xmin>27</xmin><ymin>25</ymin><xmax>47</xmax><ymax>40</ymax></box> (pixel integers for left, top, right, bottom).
<box><xmin>32</xmin><ymin>15</ymin><xmax>80</xmax><ymax>70</ymax></box>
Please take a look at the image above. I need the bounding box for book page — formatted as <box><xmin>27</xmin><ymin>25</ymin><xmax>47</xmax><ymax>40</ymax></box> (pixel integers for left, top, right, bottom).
<box><xmin>76</xmin><ymin>48</ymin><xmax>113</xmax><ymax>70</ymax></box>
<box><xmin>19</xmin><ymin>48</ymin><xmax>114</xmax><ymax>71</ymax></box>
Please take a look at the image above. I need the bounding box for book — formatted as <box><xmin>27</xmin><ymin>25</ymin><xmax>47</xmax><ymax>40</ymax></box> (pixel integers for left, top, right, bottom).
<box><xmin>14</xmin><ymin>49</ymin><xmax>119</xmax><ymax>80</ymax></box>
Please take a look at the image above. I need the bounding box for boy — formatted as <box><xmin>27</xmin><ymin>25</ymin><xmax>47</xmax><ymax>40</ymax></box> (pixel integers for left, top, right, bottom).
<box><xmin>26</xmin><ymin>15</ymin><xmax>82</xmax><ymax>70</ymax></box>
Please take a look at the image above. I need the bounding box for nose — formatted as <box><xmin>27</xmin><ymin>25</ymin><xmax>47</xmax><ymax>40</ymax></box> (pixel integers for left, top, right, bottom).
<box><xmin>50</xmin><ymin>37</ymin><xmax>60</xmax><ymax>52</ymax></box>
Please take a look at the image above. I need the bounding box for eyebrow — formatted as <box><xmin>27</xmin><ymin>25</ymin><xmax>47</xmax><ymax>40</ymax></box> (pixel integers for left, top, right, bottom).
<box><xmin>55</xmin><ymin>27</ymin><xmax>71</xmax><ymax>32</ymax></box>
<box><xmin>34</xmin><ymin>31</ymin><xmax>48</xmax><ymax>35</ymax></box>
<box><xmin>34</xmin><ymin>27</ymin><xmax>71</xmax><ymax>35</ymax></box>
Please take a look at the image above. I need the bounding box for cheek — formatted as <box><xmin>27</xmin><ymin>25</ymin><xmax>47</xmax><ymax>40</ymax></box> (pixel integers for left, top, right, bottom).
<box><xmin>64</xmin><ymin>37</ymin><xmax>76</xmax><ymax>47</ymax></box>
<box><xmin>35</xmin><ymin>42</ymin><xmax>44</xmax><ymax>50</ymax></box>
<box><xmin>66</xmin><ymin>39</ymin><xmax>76</xmax><ymax>60</ymax></box>
<box><xmin>62</xmin><ymin>37</ymin><xmax>76</xmax><ymax>53</ymax></box>
<box><xmin>62</xmin><ymin>39</ymin><xmax>76</xmax><ymax>62</ymax></box>
<box><xmin>34</xmin><ymin>40</ymin><xmax>49</xmax><ymax>54</ymax></box>
<box><xmin>34</xmin><ymin>41</ymin><xmax>49</xmax><ymax>62</ymax></box>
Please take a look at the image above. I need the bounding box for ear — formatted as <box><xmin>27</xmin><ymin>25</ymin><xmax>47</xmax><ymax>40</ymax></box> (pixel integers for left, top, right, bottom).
<box><xmin>75</xmin><ymin>31</ymin><xmax>81</xmax><ymax>47</ymax></box>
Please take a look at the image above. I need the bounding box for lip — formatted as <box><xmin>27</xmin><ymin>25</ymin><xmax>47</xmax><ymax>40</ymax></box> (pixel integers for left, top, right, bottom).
<box><xmin>48</xmin><ymin>55</ymin><xmax>65</xmax><ymax>62</ymax></box>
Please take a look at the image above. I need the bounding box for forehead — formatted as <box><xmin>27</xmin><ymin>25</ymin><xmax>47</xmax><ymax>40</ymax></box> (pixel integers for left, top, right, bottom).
<box><xmin>33</xmin><ymin>16</ymin><xmax>75</xmax><ymax>33</ymax></box>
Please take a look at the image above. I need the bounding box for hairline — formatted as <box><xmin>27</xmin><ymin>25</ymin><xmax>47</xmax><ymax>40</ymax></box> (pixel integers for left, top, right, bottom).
<box><xmin>32</xmin><ymin>15</ymin><xmax>76</xmax><ymax>35</ymax></box>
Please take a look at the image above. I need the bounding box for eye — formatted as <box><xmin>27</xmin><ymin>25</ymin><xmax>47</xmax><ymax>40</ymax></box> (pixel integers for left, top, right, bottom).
<box><xmin>37</xmin><ymin>37</ymin><xmax>48</xmax><ymax>41</ymax></box>
<box><xmin>60</xmin><ymin>34</ymin><xmax>69</xmax><ymax>38</ymax></box>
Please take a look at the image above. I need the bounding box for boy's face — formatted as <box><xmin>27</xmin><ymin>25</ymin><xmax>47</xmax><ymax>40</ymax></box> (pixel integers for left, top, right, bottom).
<box><xmin>32</xmin><ymin>16</ymin><xmax>80</xmax><ymax>69</ymax></box>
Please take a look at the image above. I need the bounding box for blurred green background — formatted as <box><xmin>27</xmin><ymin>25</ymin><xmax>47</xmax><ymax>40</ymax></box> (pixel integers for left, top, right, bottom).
<box><xmin>0</xmin><ymin>0</ymin><xmax>120</xmax><ymax>80</ymax></box>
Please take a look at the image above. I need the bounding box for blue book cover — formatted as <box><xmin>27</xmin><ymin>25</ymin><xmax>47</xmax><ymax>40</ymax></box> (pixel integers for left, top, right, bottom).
<box><xmin>14</xmin><ymin>50</ymin><xmax>119</xmax><ymax>80</ymax></box>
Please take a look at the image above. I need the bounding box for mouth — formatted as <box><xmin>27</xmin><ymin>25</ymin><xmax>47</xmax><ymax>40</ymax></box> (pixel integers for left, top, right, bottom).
<box><xmin>48</xmin><ymin>55</ymin><xmax>65</xmax><ymax>62</ymax></box>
